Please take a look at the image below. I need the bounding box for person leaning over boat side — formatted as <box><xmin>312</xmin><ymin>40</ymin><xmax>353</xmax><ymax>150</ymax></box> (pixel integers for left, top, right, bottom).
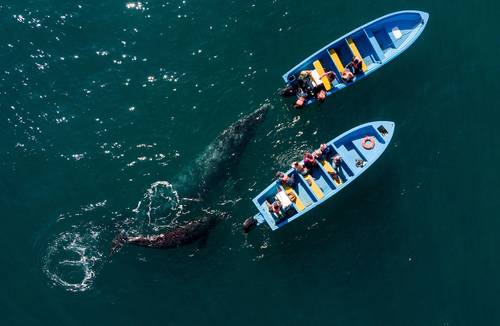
<box><xmin>301</xmin><ymin>70</ymin><xmax>335</xmax><ymax>104</ymax></box>
<box><xmin>292</xmin><ymin>161</ymin><xmax>308</xmax><ymax>176</ymax></box>
<box><xmin>313</xmin><ymin>149</ymin><xmax>323</xmax><ymax>160</ymax></box>
<box><xmin>303</xmin><ymin>152</ymin><xmax>318</xmax><ymax>170</ymax></box>
<box><xmin>315</xmin><ymin>89</ymin><xmax>327</xmax><ymax>103</ymax></box>
<box><xmin>292</xmin><ymin>72</ymin><xmax>311</xmax><ymax>108</ymax></box>
<box><xmin>314</xmin><ymin>143</ymin><xmax>333</xmax><ymax>160</ymax></box>
<box><xmin>281</xmin><ymin>75</ymin><xmax>308</xmax><ymax>98</ymax></box>
<box><xmin>316</xmin><ymin>70</ymin><xmax>336</xmax><ymax>102</ymax></box>
<box><xmin>292</xmin><ymin>161</ymin><xmax>312</xmax><ymax>186</ymax></box>
<box><xmin>280</xmin><ymin>85</ymin><xmax>297</xmax><ymax>97</ymax></box>
<box><xmin>341</xmin><ymin>69</ymin><xmax>354</xmax><ymax>83</ymax></box>
<box><xmin>276</xmin><ymin>171</ymin><xmax>296</xmax><ymax>187</ymax></box>
<box><xmin>294</xmin><ymin>94</ymin><xmax>307</xmax><ymax>108</ymax></box>
<box><xmin>293</xmin><ymin>74</ymin><xmax>314</xmax><ymax>108</ymax></box>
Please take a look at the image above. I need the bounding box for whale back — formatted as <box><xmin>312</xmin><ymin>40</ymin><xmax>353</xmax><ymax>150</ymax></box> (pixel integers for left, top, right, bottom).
<box><xmin>175</xmin><ymin>105</ymin><xmax>269</xmax><ymax>197</ymax></box>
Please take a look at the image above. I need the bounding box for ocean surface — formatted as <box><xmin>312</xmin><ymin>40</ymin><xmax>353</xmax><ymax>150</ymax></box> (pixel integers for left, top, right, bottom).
<box><xmin>1</xmin><ymin>0</ymin><xmax>499</xmax><ymax>325</ymax></box>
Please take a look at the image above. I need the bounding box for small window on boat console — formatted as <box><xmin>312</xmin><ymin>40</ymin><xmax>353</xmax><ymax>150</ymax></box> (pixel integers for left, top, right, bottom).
<box><xmin>377</xmin><ymin>125</ymin><xmax>388</xmax><ymax>136</ymax></box>
<box><xmin>392</xmin><ymin>26</ymin><xmax>402</xmax><ymax>39</ymax></box>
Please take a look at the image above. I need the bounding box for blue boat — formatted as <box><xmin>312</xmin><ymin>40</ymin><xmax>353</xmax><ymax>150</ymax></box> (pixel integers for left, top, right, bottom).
<box><xmin>250</xmin><ymin>121</ymin><xmax>395</xmax><ymax>231</ymax></box>
<box><xmin>283</xmin><ymin>10</ymin><xmax>429</xmax><ymax>106</ymax></box>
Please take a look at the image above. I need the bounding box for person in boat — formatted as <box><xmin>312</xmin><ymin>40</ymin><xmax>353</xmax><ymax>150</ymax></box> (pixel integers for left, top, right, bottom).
<box><xmin>276</xmin><ymin>171</ymin><xmax>296</xmax><ymax>187</ymax></box>
<box><xmin>316</xmin><ymin>89</ymin><xmax>326</xmax><ymax>102</ymax></box>
<box><xmin>343</xmin><ymin>56</ymin><xmax>362</xmax><ymax>83</ymax></box>
<box><xmin>292</xmin><ymin>161</ymin><xmax>313</xmax><ymax>186</ymax></box>
<box><xmin>348</xmin><ymin>56</ymin><xmax>363</xmax><ymax>74</ymax></box>
<box><xmin>294</xmin><ymin>94</ymin><xmax>307</xmax><ymax>108</ymax></box>
<box><xmin>280</xmin><ymin>85</ymin><xmax>297</xmax><ymax>97</ymax></box>
<box><xmin>320</xmin><ymin>71</ymin><xmax>337</xmax><ymax>82</ymax></box>
<box><xmin>292</xmin><ymin>161</ymin><xmax>308</xmax><ymax>176</ymax></box>
<box><xmin>313</xmin><ymin>149</ymin><xmax>323</xmax><ymax>160</ymax></box>
<box><xmin>313</xmin><ymin>143</ymin><xmax>333</xmax><ymax>161</ymax></box>
<box><xmin>303</xmin><ymin>152</ymin><xmax>318</xmax><ymax>170</ymax></box>
<box><xmin>333</xmin><ymin>154</ymin><xmax>342</xmax><ymax>169</ymax></box>
<box><xmin>266</xmin><ymin>200</ymin><xmax>283</xmax><ymax>218</ymax></box>
<box><xmin>341</xmin><ymin>69</ymin><xmax>354</xmax><ymax>83</ymax></box>
<box><xmin>315</xmin><ymin>71</ymin><xmax>338</xmax><ymax>103</ymax></box>
<box><xmin>293</xmin><ymin>74</ymin><xmax>315</xmax><ymax>108</ymax></box>
<box><xmin>299</xmin><ymin>70</ymin><xmax>314</xmax><ymax>79</ymax></box>
<box><xmin>281</xmin><ymin>74</ymin><xmax>310</xmax><ymax>98</ymax></box>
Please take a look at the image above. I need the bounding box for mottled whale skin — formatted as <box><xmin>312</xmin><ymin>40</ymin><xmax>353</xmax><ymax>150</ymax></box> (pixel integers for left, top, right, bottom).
<box><xmin>175</xmin><ymin>104</ymin><xmax>269</xmax><ymax>198</ymax></box>
<box><xmin>111</xmin><ymin>216</ymin><xmax>219</xmax><ymax>253</ymax></box>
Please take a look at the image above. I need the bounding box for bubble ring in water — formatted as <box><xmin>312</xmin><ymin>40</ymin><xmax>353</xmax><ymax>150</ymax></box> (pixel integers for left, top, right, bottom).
<box><xmin>42</xmin><ymin>228</ymin><xmax>102</xmax><ymax>292</ymax></box>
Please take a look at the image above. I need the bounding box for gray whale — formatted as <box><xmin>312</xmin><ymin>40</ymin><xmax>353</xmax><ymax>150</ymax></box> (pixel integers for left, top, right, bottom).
<box><xmin>111</xmin><ymin>215</ymin><xmax>219</xmax><ymax>253</ymax></box>
<box><xmin>175</xmin><ymin>104</ymin><xmax>269</xmax><ymax>198</ymax></box>
<box><xmin>112</xmin><ymin>105</ymin><xmax>269</xmax><ymax>253</ymax></box>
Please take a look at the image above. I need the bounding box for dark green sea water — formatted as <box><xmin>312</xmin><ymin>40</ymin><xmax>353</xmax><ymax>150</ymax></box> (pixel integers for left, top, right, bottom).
<box><xmin>1</xmin><ymin>0</ymin><xmax>499</xmax><ymax>325</ymax></box>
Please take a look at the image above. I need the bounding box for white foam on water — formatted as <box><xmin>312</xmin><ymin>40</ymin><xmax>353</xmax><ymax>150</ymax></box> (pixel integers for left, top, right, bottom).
<box><xmin>131</xmin><ymin>181</ymin><xmax>190</xmax><ymax>232</ymax></box>
<box><xmin>42</xmin><ymin>224</ymin><xmax>103</xmax><ymax>292</ymax></box>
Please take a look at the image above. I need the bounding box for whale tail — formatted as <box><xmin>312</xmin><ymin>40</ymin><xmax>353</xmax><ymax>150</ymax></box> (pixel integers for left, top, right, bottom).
<box><xmin>110</xmin><ymin>233</ymin><xmax>128</xmax><ymax>256</ymax></box>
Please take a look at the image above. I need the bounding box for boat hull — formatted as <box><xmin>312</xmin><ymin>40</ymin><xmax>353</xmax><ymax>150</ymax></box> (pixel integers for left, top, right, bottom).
<box><xmin>283</xmin><ymin>10</ymin><xmax>429</xmax><ymax>106</ymax></box>
<box><xmin>252</xmin><ymin>121</ymin><xmax>395</xmax><ymax>230</ymax></box>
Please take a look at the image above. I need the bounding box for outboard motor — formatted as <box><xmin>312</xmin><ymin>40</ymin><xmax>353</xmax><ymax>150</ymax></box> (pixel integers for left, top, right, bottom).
<box><xmin>242</xmin><ymin>217</ymin><xmax>257</xmax><ymax>233</ymax></box>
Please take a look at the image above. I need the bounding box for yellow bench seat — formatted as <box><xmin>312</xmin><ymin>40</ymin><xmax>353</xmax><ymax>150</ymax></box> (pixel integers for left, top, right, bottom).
<box><xmin>328</xmin><ymin>48</ymin><xmax>345</xmax><ymax>73</ymax></box>
<box><xmin>312</xmin><ymin>60</ymin><xmax>332</xmax><ymax>91</ymax></box>
<box><xmin>303</xmin><ymin>175</ymin><xmax>324</xmax><ymax>199</ymax></box>
<box><xmin>283</xmin><ymin>186</ymin><xmax>305</xmax><ymax>211</ymax></box>
<box><xmin>320</xmin><ymin>159</ymin><xmax>343</xmax><ymax>185</ymax></box>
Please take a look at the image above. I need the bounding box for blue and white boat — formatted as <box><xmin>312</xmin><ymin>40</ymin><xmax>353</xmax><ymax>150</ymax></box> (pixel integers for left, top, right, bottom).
<box><xmin>283</xmin><ymin>10</ymin><xmax>429</xmax><ymax>106</ymax></box>
<box><xmin>250</xmin><ymin>121</ymin><xmax>395</xmax><ymax>231</ymax></box>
